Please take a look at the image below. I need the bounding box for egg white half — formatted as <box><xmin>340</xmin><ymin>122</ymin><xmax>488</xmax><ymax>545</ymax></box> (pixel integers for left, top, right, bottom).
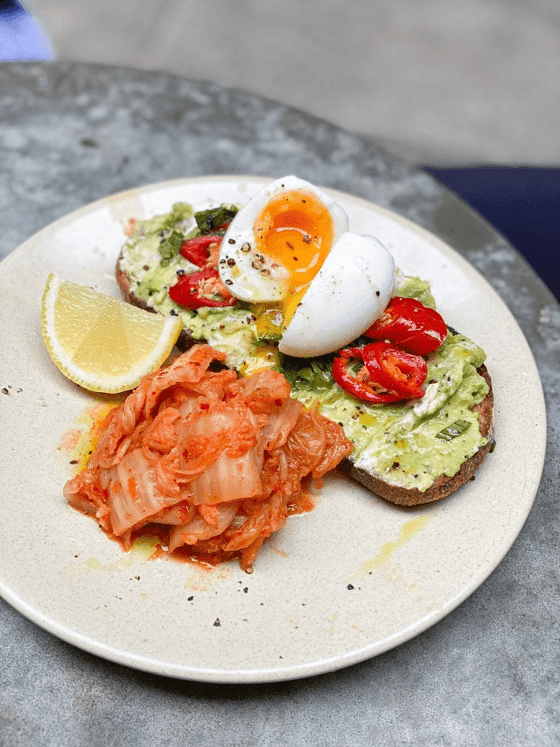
<box><xmin>278</xmin><ymin>232</ymin><xmax>395</xmax><ymax>357</ymax></box>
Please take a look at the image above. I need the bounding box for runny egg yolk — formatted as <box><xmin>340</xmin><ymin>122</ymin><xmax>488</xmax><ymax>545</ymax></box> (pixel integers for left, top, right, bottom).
<box><xmin>252</xmin><ymin>188</ymin><xmax>335</xmax><ymax>325</ymax></box>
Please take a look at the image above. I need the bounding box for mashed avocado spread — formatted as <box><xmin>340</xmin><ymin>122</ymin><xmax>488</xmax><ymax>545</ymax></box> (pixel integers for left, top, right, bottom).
<box><xmin>119</xmin><ymin>202</ymin><xmax>489</xmax><ymax>492</ymax></box>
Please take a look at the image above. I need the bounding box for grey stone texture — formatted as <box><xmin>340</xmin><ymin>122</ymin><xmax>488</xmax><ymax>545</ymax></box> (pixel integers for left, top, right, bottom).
<box><xmin>28</xmin><ymin>0</ymin><xmax>560</xmax><ymax>165</ymax></box>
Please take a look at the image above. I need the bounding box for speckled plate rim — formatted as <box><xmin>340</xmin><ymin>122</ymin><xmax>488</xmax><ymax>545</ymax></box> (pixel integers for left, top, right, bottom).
<box><xmin>0</xmin><ymin>175</ymin><xmax>546</xmax><ymax>683</ymax></box>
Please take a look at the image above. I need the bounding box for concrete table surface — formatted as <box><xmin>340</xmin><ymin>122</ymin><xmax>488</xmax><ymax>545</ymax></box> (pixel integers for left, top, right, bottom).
<box><xmin>0</xmin><ymin>62</ymin><xmax>558</xmax><ymax>747</ymax></box>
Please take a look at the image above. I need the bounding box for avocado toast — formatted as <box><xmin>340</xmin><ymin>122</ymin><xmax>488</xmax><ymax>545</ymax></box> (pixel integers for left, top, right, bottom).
<box><xmin>116</xmin><ymin>196</ymin><xmax>494</xmax><ymax>507</ymax></box>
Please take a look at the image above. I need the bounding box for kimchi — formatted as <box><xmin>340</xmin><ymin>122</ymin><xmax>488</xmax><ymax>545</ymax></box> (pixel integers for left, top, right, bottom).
<box><xmin>64</xmin><ymin>345</ymin><xmax>352</xmax><ymax>571</ymax></box>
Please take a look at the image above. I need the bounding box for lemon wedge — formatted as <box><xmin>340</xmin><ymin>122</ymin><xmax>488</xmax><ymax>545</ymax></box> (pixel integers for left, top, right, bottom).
<box><xmin>41</xmin><ymin>273</ymin><xmax>183</xmax><ymax>392</ymax></box>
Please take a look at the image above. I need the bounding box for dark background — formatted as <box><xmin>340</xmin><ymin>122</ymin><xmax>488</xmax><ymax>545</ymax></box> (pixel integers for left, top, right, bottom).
<box><xmin>425</xmin><ymin>166</ymin><xmax>560</xmax><ymax>300</ymax></box>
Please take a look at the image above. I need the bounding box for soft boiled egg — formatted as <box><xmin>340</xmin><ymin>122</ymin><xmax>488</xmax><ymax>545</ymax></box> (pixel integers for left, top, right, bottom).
<box><xmin>218</xmin><ymin>175</ymin><xmax>396</xmax><ymax>358</ymax></box>
<box><xmin>219</xmin><ymin>176</ymin><xmax>349</xmax><ymax>313</ymax></box>
<box><xmin>279</xmin><ymin>232</ymin><xmax>395</xmax><ymax>357</ymax></box>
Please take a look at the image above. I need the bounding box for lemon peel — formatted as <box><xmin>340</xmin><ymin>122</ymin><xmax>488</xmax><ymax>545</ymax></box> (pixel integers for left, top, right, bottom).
<box><xmin>41</xmin><ymin>273</ymin><xmax>183</xmax><ymax>393</ymax></box>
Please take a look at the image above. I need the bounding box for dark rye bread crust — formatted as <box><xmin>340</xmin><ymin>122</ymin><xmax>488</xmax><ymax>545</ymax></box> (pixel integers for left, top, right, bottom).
<box><xmin>116</xmin><ymin>254</ymin><xmax>495</xmax><ymax>507</ymax></box>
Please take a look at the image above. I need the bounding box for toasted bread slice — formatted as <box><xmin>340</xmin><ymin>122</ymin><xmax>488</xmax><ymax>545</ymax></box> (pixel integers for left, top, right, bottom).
<box><xmin>339</xmin><ymin>365</ymin><xmax>494</xmax><ymax>506</ymax></box>
<box><xmin>116</xmin><ymin>253</ymin><xmax>494</xmax><ymax>507</ymax></box>
<box><xmin>116</xmin><ymin>251</ymin><xmax>196</xmax><ymax>350</ymax></box>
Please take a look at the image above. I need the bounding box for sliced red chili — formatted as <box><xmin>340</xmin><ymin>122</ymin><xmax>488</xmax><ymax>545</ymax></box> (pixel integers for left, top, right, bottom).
<box><xmin>180</xmin><ymin>235</ymin><xmax>222</xmax><ymax>267</ymax></box>
<box><xmin>332</xmin><ymin>348</ymin><xmax>402</xmax><ymax>404</ymax></box>
<box><xmin>365</xmin><ymin>297</ymin><xmax>447</xmax><ymax>355</ymax></box>
<box><xmin>168</xmin><ymin>268</ymin><xmax>237</xmax><ymax>309</ymax></box>
<box><xmin>362</xmin><ymin>342</ymin><xmax>427</xmax><ymax>400</ymax></box>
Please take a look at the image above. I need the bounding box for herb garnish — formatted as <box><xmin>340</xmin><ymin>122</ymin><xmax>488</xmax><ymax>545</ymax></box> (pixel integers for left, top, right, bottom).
<box><xmin>283</xmin><ymin>359</ymin><xmax>334</xmax><ymax>392</ymax></box>
<box><xmin>436</xmin><ymin>419</ymin><xmax>471</xmax><ymax>441</ymax></box>
<box><xmin>195</xmin><ymin>205</ymin><xmax>239</xmax><ymax>234</ymax></box>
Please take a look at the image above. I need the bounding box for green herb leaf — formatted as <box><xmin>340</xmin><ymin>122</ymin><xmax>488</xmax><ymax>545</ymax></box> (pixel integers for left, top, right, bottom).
<box><xmin>295</xmin><ymin>366</ymin><xmax>312</xmax><ymax>379</ymax></box>
<box><xmin>254</xmin><ymin>334</ymin><xmax>283</xmax><ymax>346</ymax></box>
<box><xmin>436</xmin><ymin>419</ymin><xmax>471</xmax><ymax>441</ymax></box>
<box><xmin>281</xmin><ymin>359</ymin><xmax>334</xmax><ymax>392</ymax></box>
<box><xmin>195</xmin><ymin>204</ymin><xmax>239</xmax><ymax>234</ymax></box>
<box><xmin>310</xmin><ymin>362</ymin><xmax>333</xmax><ymax>391</ymax></box>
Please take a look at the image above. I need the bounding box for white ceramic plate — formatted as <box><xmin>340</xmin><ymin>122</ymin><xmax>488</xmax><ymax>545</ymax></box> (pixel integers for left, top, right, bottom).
<box><xmin>0</xmin><ymin>176</ymin><xmax>546</xmax><ymax>683</ymax></box>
